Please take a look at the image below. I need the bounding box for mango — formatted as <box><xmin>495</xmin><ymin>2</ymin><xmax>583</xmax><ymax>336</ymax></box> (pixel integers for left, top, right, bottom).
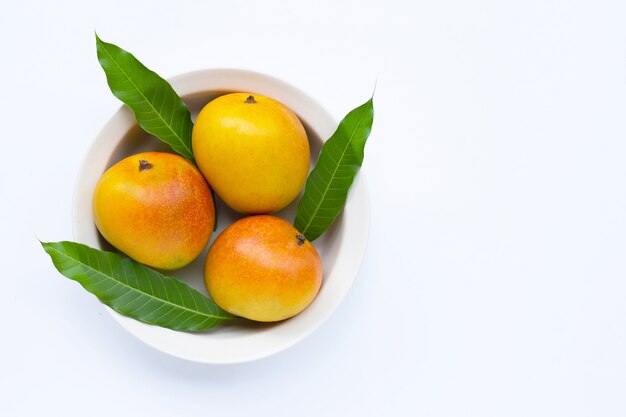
<box><xmin>205</xmin><ymin>215</ymin><xmax>322</xmax><ymax>322</ymax></box>
<box><xmin>93</xmin><ymin>152</ymin><xmax>214</xmax><ymax>270</ymax></box>
<box><xmin>192</xmin><ymin>93</ymin><xmax>310</xmax><ymax>214</ymax></box>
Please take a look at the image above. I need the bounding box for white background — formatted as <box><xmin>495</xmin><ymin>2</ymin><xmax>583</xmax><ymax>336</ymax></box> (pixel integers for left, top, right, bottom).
<box><xmin>2</xmin><ymin>0</ymin><xmax>626</xmax><ymax>415</ymax></box>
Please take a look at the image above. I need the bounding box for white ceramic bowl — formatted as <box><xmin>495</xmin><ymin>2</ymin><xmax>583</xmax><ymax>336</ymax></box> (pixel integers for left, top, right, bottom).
<box><xmin>73</xmin><ymin>69</ymin><xmax>369</xmax><ymax>364</ymax></box>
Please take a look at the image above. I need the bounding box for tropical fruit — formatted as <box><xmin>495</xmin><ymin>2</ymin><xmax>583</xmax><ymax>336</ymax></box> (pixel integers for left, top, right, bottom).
<box><xmin>93</xmin><ymin>152</ymin><xmax>214</xmax><ymax>270</ymax></box>
<box><xmin>205</xmin><ymin>215</ymin><xmax>322</xmax><ymax>321</ymax></box>
<box><xmin>192</xmin><ymin>93</ymin><xmax>310</xmax><ymax>214</ymax></box>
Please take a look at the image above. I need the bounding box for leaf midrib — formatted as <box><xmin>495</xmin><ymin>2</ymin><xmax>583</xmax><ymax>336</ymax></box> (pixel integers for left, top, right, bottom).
<box><xmin>300</xmin><ymin>105</ymin><xmax>369</xmax><ymax>236</ymax></box>
<box><xmin>48</xmin><ymin>245</ymin><xmax>225</xmax><ymax>320</ymax></box>
<box><xmin>99</xmin><ymin>42</ymin><xmax>192</xmax><ymax>157</ymax></box>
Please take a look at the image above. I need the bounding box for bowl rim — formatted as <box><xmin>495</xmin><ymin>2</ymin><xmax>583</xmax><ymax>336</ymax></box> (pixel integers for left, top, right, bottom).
<box><xmin>72</xmin><ymin>68</ymin><xmax>370</xmax><ymax>364</ymax></box>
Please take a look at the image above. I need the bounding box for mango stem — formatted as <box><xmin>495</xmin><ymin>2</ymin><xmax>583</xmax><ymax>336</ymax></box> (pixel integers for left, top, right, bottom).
<box><xmin>138</xmin><ymin>160</ymin><xmax>153</xmax><ymax>171</ymax></box>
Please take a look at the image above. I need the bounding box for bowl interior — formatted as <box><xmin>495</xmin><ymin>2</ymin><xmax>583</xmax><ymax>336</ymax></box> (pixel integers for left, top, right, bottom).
<box><xmin>73</xmin><ymin>69</ymin><xmax>369</xmax><ymax>363</ymax></box>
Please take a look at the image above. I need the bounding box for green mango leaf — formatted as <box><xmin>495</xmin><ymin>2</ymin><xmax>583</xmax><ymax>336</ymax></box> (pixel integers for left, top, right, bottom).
<box><xmin>294</xmin><ymin>97</ymin><xmax>374</xmax><ymax>241</ymax></box>
<box><xmin>95</xmin><ymin>33</ymin><xmax>195</xmax><ymax>162</ymax></box>
<box><xmin>42</xmin><ymin>241</ymin><xmax>232</xmax><ymax>331</ymax></box>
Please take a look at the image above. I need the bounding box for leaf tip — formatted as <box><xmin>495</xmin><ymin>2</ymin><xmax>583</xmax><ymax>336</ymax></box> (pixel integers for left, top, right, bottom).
<box><xmin>39</xmin><ymin>240</ymin><xmax>54</xmax><ymax>257</ymax></box>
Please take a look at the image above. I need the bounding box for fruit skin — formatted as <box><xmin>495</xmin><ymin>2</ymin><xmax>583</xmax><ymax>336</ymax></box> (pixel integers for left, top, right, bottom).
<box><xmin>192</xmin><ymin>93</ymin><xmax>310</xmax><ymax>214</ymax></box>
<box><xmin>93</xmin><ymin>152</ymin><xmax>214</xmax><ymax>270</ymax></box>
<box><xmin>205</xmin><ymin>215</ymin><xmax>322</xmax><ymax>322</ymax></box>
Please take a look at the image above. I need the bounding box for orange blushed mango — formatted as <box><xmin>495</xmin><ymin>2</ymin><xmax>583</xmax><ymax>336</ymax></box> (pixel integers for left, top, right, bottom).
<box><xmin>93</xmin><ymin>152</ymin><xmax>214</xmax><ymax>270</ymax></box>
<box><xmin>205</xmin><ymin>215</ymin><xmax>322</xmax><ymax>322</ymax></box>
